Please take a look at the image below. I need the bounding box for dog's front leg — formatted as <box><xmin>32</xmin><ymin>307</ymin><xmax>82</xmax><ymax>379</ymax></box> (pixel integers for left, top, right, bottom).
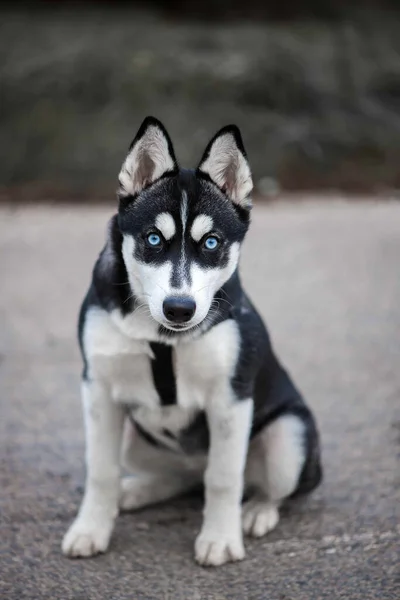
<box><xmin>195</xmin><ymin>393</ymin><xmax>253</xmax><ymax>567</ymax></box>
<box><xmin>62</xmin><ymin>380</ymin><xmax>125</xmax><ymax>557</ymax></box>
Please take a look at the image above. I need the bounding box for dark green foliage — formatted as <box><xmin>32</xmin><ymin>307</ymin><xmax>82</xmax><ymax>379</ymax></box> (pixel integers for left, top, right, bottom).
<box><xmin>1</xmin><ymin>7</ymin><xmax>399</xmax><ymax>194</ymax></box>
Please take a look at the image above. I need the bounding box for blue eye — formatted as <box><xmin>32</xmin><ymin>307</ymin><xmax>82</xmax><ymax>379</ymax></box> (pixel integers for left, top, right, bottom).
<box><xmin>147</xmin><ymin>233</ymin><xmax>161</xmax><ymax>247</ymax></box>
<box><xmin>204</xmin><ymin>236</ymin><xmax>219</xmax><ymax>251</ymax></box>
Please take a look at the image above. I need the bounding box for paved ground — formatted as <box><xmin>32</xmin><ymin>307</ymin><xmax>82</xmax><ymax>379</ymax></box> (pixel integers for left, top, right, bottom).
<box><xmin>1</xmin><ymin>200</ymin><xmax>399</xmax><ymax>600</ymax></box>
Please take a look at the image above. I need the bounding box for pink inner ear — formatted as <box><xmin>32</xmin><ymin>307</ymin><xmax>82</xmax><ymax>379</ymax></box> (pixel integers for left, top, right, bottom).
<box><xmin>136</xmin><ymin>151</ymin><xmax>155</xmax><ymax>189</ymax></box>
<box><xmin>223</xmin><ymin>162</ymin><xmax>238</xmax><ymax>198</ymax></box>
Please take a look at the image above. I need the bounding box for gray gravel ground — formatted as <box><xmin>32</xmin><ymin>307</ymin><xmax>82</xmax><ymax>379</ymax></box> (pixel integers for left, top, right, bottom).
<box><xmin>1</xmin><ymin>200</ymin><xmax>399</xmax><ymax>599</ymax></box>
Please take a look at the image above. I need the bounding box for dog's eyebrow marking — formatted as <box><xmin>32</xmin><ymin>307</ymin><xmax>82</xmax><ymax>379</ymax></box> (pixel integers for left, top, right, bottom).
<box><xmin>155</xmin><ymin>212</ymin><xmax>176</xmax><ymax>240</ymax></box>
<box><xmin>191</xmin><ymin>214</ymin><xmax>214</xmax><ymax>242</ymax></box>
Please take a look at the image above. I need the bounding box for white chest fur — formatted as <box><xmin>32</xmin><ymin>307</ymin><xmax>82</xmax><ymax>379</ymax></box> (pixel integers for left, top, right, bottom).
<box><xmin>83</xmin><ymin>307</ymin><xmax>240</xmax><ymax>442</ymax></box>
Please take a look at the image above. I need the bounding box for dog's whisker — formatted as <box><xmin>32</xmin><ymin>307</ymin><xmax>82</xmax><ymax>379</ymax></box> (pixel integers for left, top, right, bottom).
<box><xmin>123</xmin><ymin>292</ymin><xmax>136</xmax><ymax>304</ymax></box>
<box><xmin>214</xmin><ymin>297</ymin><xmax>233</xmax><ymax>309</ymax></box>
<box><xmin>155</xmin><ymin>281</ymin><xmax>169</xmax><ymax>296</ymax></box>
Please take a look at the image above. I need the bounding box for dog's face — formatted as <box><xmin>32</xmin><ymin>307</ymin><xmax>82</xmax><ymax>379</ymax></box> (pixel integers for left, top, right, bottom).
<box><xmin>118</xmin><ymin>117</ymin><xmax>253</xmax><ymax>333</ymax></box>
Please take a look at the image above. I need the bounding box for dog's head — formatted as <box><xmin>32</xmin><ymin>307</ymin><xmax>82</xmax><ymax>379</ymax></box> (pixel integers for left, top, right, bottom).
<box><xmin>118</xmin><ymin>117</ymin><xmax>253</xmax><ymax>333</ymax></box>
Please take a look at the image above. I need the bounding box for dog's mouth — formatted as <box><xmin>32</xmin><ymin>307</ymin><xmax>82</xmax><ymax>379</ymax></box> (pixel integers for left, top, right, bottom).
<box><xmin>158</xmin><ymin>314</ymin><xmax>212</xmax><ymax>335</ymax></box>
<box><xmin>160</xmin><ymin>321</ymin><xmax>197</xmax><ymax>333</ymax></box>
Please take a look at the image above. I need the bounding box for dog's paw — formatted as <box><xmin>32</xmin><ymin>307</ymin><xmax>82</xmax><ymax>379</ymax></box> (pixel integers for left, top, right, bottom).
<box><xmin>242</xmin><ymin>499</ymin><xmax>279</xmax><ymax>538</ymax></box>
<box><xmin>62</xmin><ymin>518</ymin><xmax>113</xmax><ymax>558</ymax></box>
<box><xmin>195</xmin><ymin>531</ymin><xmax>245</xmax><ymax>567</ymax></box>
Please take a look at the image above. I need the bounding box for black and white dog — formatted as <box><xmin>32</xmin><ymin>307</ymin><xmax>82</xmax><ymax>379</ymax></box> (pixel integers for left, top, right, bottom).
<box><xmin>62</xmin><ymin>117</ymin><xmax>322</xmax><ymax>566</ymax></box>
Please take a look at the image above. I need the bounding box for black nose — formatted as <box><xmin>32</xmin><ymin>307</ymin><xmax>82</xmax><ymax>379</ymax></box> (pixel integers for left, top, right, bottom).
<box><xmin>163</xmin><ymin>296</ymin><xmax>196</xmax><ymax>323</ymax></box>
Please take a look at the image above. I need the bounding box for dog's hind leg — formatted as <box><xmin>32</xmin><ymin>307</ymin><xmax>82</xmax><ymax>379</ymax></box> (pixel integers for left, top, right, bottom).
<box><xmin>243</xmin><ymin>409</ymin><xmax>321</xmax><ymax>538</ymax></box>
<box><xmin>119</xmin><ymin>474</ymin><xmax>197</xmax><ymax>511</ymax></box>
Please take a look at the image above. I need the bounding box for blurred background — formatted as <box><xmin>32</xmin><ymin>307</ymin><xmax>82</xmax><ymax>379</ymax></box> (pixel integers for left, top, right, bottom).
<box><xmin>1</xmin><ymin>0</ymin><xmax>400</xmax><ymax>201</ymax></box>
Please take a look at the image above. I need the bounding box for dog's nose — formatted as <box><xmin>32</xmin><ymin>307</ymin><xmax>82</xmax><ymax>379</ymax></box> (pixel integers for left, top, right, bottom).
<box><xmin>163</xmin><ymin>297</ymin><xmax>196</xmax><ymax>323</ymax></box>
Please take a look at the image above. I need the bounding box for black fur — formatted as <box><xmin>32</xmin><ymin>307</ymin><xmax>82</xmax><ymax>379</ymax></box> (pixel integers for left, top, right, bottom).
<box><xmin>149</xmin><ymin>342</ymin><xmax>177</xmax><ymax>406</ymax></box>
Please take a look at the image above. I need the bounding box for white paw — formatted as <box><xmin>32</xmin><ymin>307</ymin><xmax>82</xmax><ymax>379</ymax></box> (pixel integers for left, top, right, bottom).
<box><xmin>242</xmin><ymin>499</ymin><xmax>279</xmax><ymax>538</ymax></box>
<box><xmin>195</xmin><ymin>531</ymin><xmax>245</xmax><ymax>567</ymax></box>
<box><xmin>62</xmin><ymin>518</ymin><xmax>113</xmax><ymax>558</ymax></box>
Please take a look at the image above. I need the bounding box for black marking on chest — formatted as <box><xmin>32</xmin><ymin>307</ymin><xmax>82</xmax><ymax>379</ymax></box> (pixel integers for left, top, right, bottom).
<box><xmin>177</xmin><ymin>411</ymin><xmax>209</xmax><ymax>454</ymax></box>
<box><xmin>149</xmin><ymin>342</ymin><xmax>177</xmax><ymax>406</ymax></box>
<box><xmin>133</xmin><ymin>410</ymin><xmax>210</xmax><ymax>455</ymax></box>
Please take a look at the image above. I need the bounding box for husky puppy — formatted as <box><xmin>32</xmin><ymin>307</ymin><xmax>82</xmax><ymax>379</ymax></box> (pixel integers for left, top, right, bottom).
<box><xmin>62</xmin><ymin>117</ymin><xmax>322</xmax><ymax>566</ymax></box>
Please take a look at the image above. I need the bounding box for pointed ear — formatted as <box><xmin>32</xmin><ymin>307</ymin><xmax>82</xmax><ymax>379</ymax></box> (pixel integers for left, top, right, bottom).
<box><xmin>118</xmin><ymin>116</ymin><xmax>178</xmax><ymax>198</ymax></box>
<box><xmin>197</xmin><ymin>125</ymin><xmax>253</xmax><ymax>208</ymax></box>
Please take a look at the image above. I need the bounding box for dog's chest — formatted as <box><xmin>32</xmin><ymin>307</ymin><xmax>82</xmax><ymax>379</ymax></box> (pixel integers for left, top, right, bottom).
<box><xmin>91</xmin><ymin>338</ymin><xmax>210</xmax><ymax>449</ymax></box>
<box><xmin>107</xmin><ymin>341</ymin><xmax>205</xmax><ymax>402</ymax></box>
<box><xmin>119</xmin><ymin>342</ymin><xmax>211</xmax><ymax>450</ymax></box>
<box><xmin>86</xmin><ymin>311</ymin><xmax>239</xmax><ymax>450</ymax></box>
